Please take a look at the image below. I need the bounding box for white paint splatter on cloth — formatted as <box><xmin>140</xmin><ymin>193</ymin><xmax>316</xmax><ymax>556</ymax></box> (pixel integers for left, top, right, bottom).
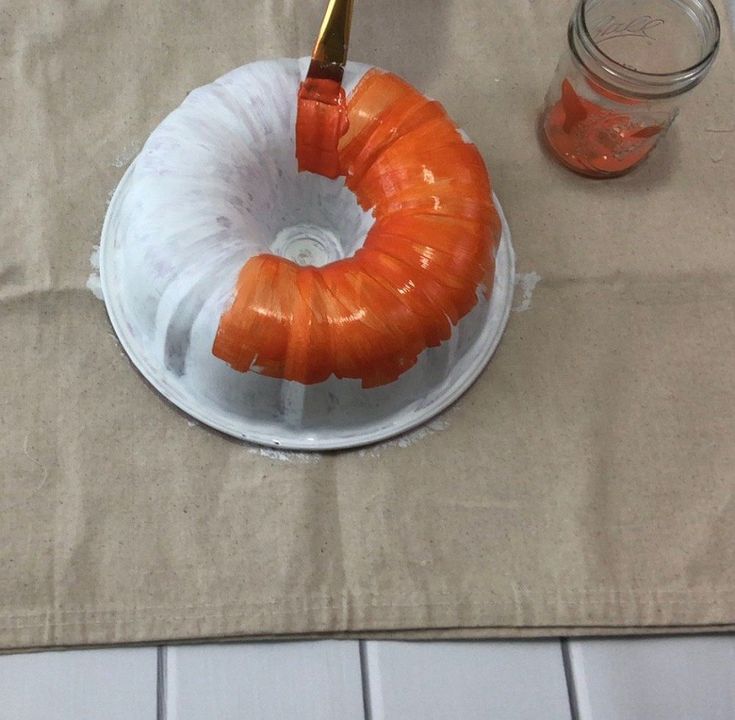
<box><xmin>248</xmin><ymin>447</ymin><xmax>322</xmax><ymax>464</ymax></box>
<box><xmin>112</xmin><ymin>141</ymin><xmax>141</xmax><ymax>169</ymax></box>
<box><xmin>87</xmin><ymin>244</ymin><xmax>104</xmax><ymax>300</ymax></box>
<box><xmin>358</xmin><ymin>418</ymin><xmax>449</xmax><ymax>457</ymax></box>
<box><xmin>513</xmin><ymin>272</ymin><xmax>541</xmax><ymax>312</ymax></box>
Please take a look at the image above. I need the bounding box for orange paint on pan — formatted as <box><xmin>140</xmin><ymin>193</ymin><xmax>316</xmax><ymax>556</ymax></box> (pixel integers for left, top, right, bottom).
<box><xmin>213</xmin><ymin>70</ymin><xmax>501</xmax><ymax>388</ymax></box>
<box><xmin>295</xmin><ymin>77</ymin><xmax>350</xmax><ymax>179</ymax></box>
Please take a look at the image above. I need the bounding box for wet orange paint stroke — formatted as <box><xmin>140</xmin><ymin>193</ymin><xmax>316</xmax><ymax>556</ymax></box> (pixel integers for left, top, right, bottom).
<box><xmin>213</xmin><ymin>70</ymin><xmax>501</xmax><ymax>388</ymax></box>
<box><xmin>295</xmin><ymin>77</ymin><xmax>349</xmax><ymax>179</ymax></box>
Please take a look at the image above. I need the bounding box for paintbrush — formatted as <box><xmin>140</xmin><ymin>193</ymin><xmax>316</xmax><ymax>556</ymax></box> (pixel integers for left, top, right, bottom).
<box><xmin>307</xmin><ymin>0</ymin><xmax>355</xmax><ymax>83</ymax></box>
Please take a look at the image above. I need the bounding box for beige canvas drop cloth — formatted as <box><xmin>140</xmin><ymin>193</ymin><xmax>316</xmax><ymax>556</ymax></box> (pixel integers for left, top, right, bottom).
<box><xmin>1</xmin><ymin>0</ymin><xmax>734</xmax><ymax>652</ymax></box>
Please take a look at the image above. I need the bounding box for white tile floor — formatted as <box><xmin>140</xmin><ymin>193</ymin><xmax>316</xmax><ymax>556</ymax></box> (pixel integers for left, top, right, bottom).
<box><xmin>2</xmin><ymin>636</ymin><xmax>735</xmax><ymax>719</ymax></box>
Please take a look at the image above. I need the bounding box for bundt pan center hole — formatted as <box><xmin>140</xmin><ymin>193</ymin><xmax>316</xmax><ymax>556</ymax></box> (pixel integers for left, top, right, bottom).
<box><xmin>271</xmin><ymin>223</ymin><xmax>344</xmax><ymax>266</ymax></box>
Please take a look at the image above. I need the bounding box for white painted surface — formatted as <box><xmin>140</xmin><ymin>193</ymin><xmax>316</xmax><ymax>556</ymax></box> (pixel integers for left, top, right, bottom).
<box><xmin>362</xmin><ymin>640</ymin><xmax>571</xmax><ymax>720</ymax></box>
<box><xmin>569</xmin><ymin>636</ymin><xmax>735</xmax><ymax>720</ymax></box>
<box><xmin>166</xmin><ymin>641</ymin><xmax>364</xmax><ymax>720</ymax></box>
<box><xmin>0</xmin><ymin>648</ymin><xmax>157</xmax><ymax>720</ymax></box>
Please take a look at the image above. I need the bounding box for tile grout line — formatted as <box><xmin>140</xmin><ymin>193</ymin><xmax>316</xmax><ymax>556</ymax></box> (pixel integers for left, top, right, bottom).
<box><xmin>157</xmin><ymin>646</ymin><xmax>168</xmax><ymax>720</ymax></box>
<box><xmin>561</xmin><ymin>639</ymin><xmax>581</xmax><ymax>720</ymax></box>
<box><xmin>358</xmin><ymin>641</ymin><xmax>374</xmax><ymax>720</ymax></box>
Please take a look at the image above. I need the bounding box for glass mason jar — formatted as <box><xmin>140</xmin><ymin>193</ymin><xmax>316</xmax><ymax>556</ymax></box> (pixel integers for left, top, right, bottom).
<box><xmin>541</xmin><ymin>0</ymin><xmax>720</xmax><ymax>178</ymax></box>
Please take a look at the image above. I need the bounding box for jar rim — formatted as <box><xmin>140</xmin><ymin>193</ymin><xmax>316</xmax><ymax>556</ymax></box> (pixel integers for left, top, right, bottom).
<box><xmin>575</xmin><ymin>0</ymin><xmax>720</xmax><ymax>86</ymax></box>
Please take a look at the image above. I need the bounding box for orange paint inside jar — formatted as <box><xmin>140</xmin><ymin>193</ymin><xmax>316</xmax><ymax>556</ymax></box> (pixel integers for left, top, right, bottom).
<box><xmin>543</xmin><ymin>79</ymin><xmax>663</xmax><ymax>177</ymax></box>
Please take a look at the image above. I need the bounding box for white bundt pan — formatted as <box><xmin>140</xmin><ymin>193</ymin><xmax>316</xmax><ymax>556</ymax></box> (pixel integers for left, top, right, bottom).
<box><xmin>100</xmin><ymin>58</ymin><xmax>515</xmax><ymax>451</ymax></box>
